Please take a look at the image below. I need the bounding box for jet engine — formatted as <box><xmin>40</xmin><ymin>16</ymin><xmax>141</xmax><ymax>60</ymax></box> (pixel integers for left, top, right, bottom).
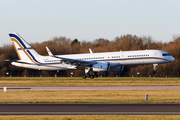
<box><xmin>83</xmin><ymin>62</ymin><xmax>123</xmax><ymax>79</ymax></box>
<box><xmin>92</xmin><ymin>62</ymin><xmax>110</xmax><ymax>72</ymax></box>
<box><xmin>83</xmin><ymin>62</ymin><xmax>110</xmax><ymax>79</ymax></box>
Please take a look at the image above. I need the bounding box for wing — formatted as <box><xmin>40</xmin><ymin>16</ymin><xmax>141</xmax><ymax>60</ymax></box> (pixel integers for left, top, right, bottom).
<box><xmin>45</xmin><ymin>47</ymin><xmax>97</xmax><ymax>68</ymax></box>
<box><xmin>53</xmin><ymin>55</ymin><xmax>97</xmax><ymax>67</ymax></box>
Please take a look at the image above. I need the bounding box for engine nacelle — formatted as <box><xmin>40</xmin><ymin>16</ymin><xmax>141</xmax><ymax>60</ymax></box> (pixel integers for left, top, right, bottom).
<box><xmin>109</xmin><ymin>66</ymin><xmax>124</xmax><ymax>72</ymax></box>
<box><xmin>92</xmin><ymin>62</ymin><xmax>110</xmax><ymax>72</ymax></box>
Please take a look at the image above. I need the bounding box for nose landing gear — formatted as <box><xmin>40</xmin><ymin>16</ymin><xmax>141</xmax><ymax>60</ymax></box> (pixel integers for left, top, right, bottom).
<box><xmin>153</xmin><ymin>64</ymin><xmax>158</xmax><ymax>74</ymax></box>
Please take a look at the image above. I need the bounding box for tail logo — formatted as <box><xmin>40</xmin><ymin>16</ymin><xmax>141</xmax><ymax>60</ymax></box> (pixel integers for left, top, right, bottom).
<box><xmin>9</xmin><ymin>33</ymin><xmax>40</xmax><ymax>64</ymax></box>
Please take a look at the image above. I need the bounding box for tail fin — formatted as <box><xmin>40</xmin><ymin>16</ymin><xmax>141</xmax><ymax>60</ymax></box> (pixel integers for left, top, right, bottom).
<box><xmin>9</xmin><ymin>32</ymin><xmax>41</xmax><ymax>64</ymax></box>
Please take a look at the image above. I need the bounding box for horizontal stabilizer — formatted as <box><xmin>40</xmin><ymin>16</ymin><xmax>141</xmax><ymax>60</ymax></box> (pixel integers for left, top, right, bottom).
<box><xmin>5</xmin><ymin>59</ymin><xmax>38</xmax><ymax>65</ymax></box>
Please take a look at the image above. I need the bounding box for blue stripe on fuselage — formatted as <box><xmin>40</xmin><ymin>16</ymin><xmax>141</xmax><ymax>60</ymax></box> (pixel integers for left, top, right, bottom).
<box><xmin>90</xmin><ymin>57</ymin><xmax>168</xmax><ymax>62</ymax></box>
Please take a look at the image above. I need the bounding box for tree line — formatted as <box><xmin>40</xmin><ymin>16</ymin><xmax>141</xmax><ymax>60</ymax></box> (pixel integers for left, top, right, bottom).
<box><xmin>1</xmin><ymin>34</ymin><xmax>180</xmax><ymax>77</ymax></box>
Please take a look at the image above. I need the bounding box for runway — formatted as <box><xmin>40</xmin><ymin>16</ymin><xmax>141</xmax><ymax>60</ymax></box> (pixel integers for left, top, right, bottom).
<box><xmin>0</xmin><ymin>86</ymin><xmax>180</xmax><ymax>91</ymax></box>
<box><xmin>1</xmin><ymin>103</ymin><xmax>180</xmax><ymax>115</ymax></box>
<box><xmin>1</xmin><ymin>86</ymin><xmax>179</xmax><ymax>115</ymax></box>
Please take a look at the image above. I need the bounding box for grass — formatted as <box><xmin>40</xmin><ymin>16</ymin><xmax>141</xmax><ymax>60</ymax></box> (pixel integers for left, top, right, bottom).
<box><xmin>0</xmin><ymin>115</ymin><xmax>180</xmax><ymax>120</ymax></box>
<box><xmin>0</xmin><ymin>77</ymin><xmax>179</xmax><ymax>119</ymax></box>
<box><xmin>1</xmin><ymin>89</ymin><xmax>180</xmax><ymax>103</ymax></box>
<box><xmin>0</xmin><ymin>77</ymin><xmax>180</xmax><ymax>86</ymax></box>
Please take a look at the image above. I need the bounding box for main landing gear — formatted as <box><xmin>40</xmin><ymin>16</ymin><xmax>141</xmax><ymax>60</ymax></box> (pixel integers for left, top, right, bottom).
<box><xmin>82</xmin><ymin>68</ymin><xmax>98</xmax><ymax>79</ymax></box>
<box><xmin>153</xmin><ymin>64</ymin><xmax>158</xmax><ymax>74</ymax></box>
<box><xmin>82</xmin><ymin>73</ymin><xmax>98</xmax><ymax>79</ymax></box>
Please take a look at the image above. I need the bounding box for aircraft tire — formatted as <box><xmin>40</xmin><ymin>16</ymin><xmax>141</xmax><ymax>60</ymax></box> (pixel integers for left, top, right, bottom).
<box><xmin>82</xmin><ymin>75</ymin><xmax>86</xmax><ymax>79</ymax></box>
<box><xmin>90</xmin><ymin>75</ymin><xmax>94</xmax><ymax>79</ymax></box>
<box><xmin>94</xmin><ymin>74</ymin><xmax>98</xmax><ymax>78</ymax></box>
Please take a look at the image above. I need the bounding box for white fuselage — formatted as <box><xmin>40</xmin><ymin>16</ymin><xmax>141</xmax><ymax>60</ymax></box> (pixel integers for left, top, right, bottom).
<box><xmin>12</xmin><ymin>50</ymin><xmax>175</xmax><ymax>71</ymax></box>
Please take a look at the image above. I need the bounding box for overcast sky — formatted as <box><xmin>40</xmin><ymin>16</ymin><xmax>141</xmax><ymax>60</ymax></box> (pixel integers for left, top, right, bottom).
<box><xmin>0</xmin><ymin>0</ymin><xmax>180</xmax><ymax>46</ymax></box>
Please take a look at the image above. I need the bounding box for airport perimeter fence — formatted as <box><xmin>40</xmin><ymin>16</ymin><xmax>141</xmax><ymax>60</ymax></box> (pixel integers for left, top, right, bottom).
<box><xmin>1</xmin><ymin>71</ymin><xmax>180</xmax><ymax>78</ymax></box>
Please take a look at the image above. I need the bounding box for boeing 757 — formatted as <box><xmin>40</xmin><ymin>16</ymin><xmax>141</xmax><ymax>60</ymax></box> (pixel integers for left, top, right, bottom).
<box><xmin>8</xmin><ymin>33</ymin><xmax>175</xmax><ymax>78</ymax></box>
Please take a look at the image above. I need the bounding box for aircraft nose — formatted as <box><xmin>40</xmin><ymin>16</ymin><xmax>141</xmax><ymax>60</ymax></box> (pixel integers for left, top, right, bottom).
<box><xmin>170</xmin><ymin>56</ymin><xmax>175</xmax><ymax>62</ymax></box>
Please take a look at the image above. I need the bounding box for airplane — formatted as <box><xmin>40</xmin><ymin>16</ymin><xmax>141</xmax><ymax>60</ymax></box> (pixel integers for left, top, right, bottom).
<box><xmin>7</xmin><ymin>32</ymin><xmax>175</xmax><ymax>78</ymax></box>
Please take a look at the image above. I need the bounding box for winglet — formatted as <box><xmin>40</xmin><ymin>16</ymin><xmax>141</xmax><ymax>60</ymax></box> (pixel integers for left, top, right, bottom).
<box><xmin>46</xmin><ymin>47</ymin><xmax>54</xmax><ymax>57</ymax></box>
<box><xmin>89</xmin><ymin>48</ymin><xmax>93</xmax><ymax>54</ymax></box>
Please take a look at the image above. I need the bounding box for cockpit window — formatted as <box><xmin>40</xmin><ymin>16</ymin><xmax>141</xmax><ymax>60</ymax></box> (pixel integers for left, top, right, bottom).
<box><xmin>162</xmin><ymin>53</ymin><xmax>170</xmax><ymax>56</ymax></box>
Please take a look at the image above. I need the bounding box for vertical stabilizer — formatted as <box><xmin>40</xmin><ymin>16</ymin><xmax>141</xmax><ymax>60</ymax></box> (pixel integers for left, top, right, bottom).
<box><xmin>9</xmin><ymin>33</ymin><xmax>41</xmax><ymax>64</ymax></box>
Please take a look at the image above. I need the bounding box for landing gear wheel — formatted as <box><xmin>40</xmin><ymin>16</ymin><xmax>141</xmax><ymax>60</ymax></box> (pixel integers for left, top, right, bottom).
<box><xmin>90</xmin><ymin>75</ymin><xmax>94</xmax><ymax>79</ymax></box>
<box><xmin>86</xmin><ymin>74</ymin><xmax>90</xmax><ymax>77</ymax></box>
<box><xmin>82</xmin><ymin>75</ymin><xmax>86</xmax><ymax>79</ymax></box>
<box><xmin>94</xmin><ymin>74</ymin><xmax>98</xmax><ymax>78</ymax></box>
